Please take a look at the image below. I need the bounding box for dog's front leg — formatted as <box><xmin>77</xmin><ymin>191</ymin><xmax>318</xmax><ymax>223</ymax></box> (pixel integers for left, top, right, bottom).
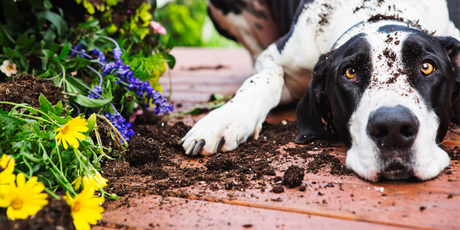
<box><xmin>180</xmin><ymin>48</ymin><xmax>285</xmax><ymax>156</ymax></box>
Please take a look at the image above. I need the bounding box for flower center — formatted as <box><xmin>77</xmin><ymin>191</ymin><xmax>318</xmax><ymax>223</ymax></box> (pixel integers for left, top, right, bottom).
<box><xmin>6</xmin><ymin>64</ymin><xmax>13</xmax><ymax>71</ymax></box>
<box><xmin>73</xmin><ymin>201</ymin><xmax>82</xmax><ymax>212</ymax></box>
<box><xmin>62</xmin><ymin>125</ymin><xmax>70</xmax><ymax>134</ymax></box>
<box><xmin>11</xmin><ymin>198</ymin><xmax>23</xmax><ymax>210</ymax></box>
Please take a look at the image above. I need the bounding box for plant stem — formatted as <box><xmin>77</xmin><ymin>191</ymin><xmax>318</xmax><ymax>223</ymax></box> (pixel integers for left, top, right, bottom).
<box><xmin>0</xmin><ymin>101</ymin><xmax>59</xmax><ymax>126</ymax></box>
<box><xmin>96</xmin><ymin>114</ymin><xmax>128</xmax><ymax>150</ymax></box>
<box><xmin>11</xmin><ymin>113</ymin><xmax>56</xmax><ymax>125</ymax></box>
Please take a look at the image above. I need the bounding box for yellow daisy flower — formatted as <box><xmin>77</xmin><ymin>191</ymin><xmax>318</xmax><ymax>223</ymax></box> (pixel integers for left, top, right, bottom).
<box><xmin>56</xmin><ymin>116</ymin><xmax>89</xmax><ymax>149</ymax></box>
<box><xmin>71</xmin><ymin>170</ymin><xmax>108</xmax><ymax>191</ymax></box>
<box><xmin>64</xmin><ymin>187</ymin><xmax>105</xmax><ymax>230</ymax></box>
<box><xmin>0</xmin><ymin>154</ymin><xmax>15</xmax><ymax>185</ymax></box>
<box><xmin>0</xmin><ymin>173</ymin><xmax>48</xmax><ymax>220</ymax></box>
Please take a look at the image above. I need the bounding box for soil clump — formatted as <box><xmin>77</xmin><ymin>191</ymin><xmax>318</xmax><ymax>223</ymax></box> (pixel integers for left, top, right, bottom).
<box><xmin>283</xmin><ymin>166</ymin><xmax>305</xmax><ymax>187</ymax></box>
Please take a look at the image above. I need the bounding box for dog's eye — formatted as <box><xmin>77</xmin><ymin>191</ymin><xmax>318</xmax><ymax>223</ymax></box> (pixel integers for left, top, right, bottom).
<box><xmin>421</xmin><ymin>62</ymin><xmax>434</xmax><ymax>75</ymax></box>
<box><xmin>345</xmin><ymin>68</ymin><xmax>356</xmax><ymax>79</ymax></box>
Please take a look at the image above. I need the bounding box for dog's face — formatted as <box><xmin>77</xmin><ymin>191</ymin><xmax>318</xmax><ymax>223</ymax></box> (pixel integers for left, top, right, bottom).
<box><xmin>296</xmin><ymin>24</ymin><xmax>460</xmax><ymax>182</ymax></box>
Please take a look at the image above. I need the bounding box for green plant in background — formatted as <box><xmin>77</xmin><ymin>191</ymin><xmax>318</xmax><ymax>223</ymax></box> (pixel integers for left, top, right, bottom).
<box><xmin>157</xmin><ymin>0</ymin><xmax>239</xmax><ymax>47</ymax></box>
<box><xmin>76</xmin><ymin>0</ymin><xmax>121</xmax><ymax>14</ymax></box>
<box><xmin>157</xmin><ymin>0</ymin><xmax>207</xmax><ymax>46</ymax></box>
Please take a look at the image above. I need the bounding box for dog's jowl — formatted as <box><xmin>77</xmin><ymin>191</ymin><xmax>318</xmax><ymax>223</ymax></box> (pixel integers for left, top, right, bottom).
<box><xmin>180</xmin><ymin>0</ymin><xmax>460</xmax><ymax>182</ymax></box>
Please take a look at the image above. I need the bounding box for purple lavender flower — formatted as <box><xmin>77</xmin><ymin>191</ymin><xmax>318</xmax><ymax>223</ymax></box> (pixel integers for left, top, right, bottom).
<box><xmin>104</xmin><ymin>112</ymin><xmax>135</xmax><ymax>142</ymax></box>
<box><xmin>71</xmin><ymin>44</ymin><xmax>83</xmax><ymax>57</ymax></box>
<box><xmin>113</xmin><ymin>47</ymin><xmax>123</xmax><ymax>60</ymax></box>
<box><xmin>92</xmin><ymin>49</ymin><xmax>107</xmax><ymax>62</ymax></box>
<box><xmin>88</xmin><ymin>85</ymin><xmax>103</xmax><ymax>99</ymax></box>
<box><xmin>70</xmin><ymin>42</ymin><xmax>173</xmax><ymax>116</ymax></box>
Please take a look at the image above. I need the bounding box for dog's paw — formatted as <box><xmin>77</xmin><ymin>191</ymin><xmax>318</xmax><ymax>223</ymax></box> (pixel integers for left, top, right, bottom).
<box><xmin>179</xmin><ymin>103</ymin><xmax>263</xmax><ymax>156</ymax></box>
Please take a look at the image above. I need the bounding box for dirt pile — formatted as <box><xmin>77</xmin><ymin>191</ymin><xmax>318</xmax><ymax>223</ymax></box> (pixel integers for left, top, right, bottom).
<box><xmin>0</xmin><ymin>75</ymin><xmax>64</xmax><ymax>111</ymax></box>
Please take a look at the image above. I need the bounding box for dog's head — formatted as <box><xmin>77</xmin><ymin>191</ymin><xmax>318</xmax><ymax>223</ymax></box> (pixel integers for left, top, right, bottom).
<box><xmin>295</xmin><ymin>23</ymin><xmax>460</xmax><ymax>182</ymax></box>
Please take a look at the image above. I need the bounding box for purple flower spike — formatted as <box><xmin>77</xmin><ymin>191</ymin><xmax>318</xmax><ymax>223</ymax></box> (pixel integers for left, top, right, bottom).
<box><xmin>88</xmin><ymin>85</ymin><xmax>103</xmax><ymax>99</ymax></box>
<box><xmin>113</xmin><ymin>47</ymin><xmax>123</xmax><ymax>60</ymax></box>
<box><xmin>104</xmin><ymin>112</ymin><xmax>135</xmax><ymax>142</ymax></box>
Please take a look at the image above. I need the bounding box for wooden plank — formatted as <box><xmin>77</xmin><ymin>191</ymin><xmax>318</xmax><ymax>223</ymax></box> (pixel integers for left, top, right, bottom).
<box><xmin>102</xmin><ymin>195</ymin><xmax>413</xmax><ymax>230</ymax></box>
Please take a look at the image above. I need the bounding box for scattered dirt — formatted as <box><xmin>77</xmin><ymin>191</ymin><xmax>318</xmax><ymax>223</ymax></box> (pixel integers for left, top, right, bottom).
<box><xmin>0</xmin><ymin>74</ymin><xmax>64</xmax><ymax>111</ymax></box>
<box><xmin>367</xmin><ymin>14</ymin><xmax>404</xmax><ymax>23</ymax></box>
<box><xmin>0</xmin><ymin>196</ymin><xmax>75</xmax><ymax>230</ymax></box>
<box><xmin>101</xmin><ymin>119</ymin><xmax>353</xmax><ymax>211</ymax></box>
<box><xmin>271</xmin><ymin>185</ymin><xmax>285</xmax><ymax>193</ymax></box>
<box><xmin>183</xmin><ymin>65</ymin><xmax>227</xmax><ymax>71</ymax></box>
<box><xmin>283</xmin><ymin>166</ymin><xmax>305</xmax><ymax>187</ymax></box>
<box><xmin>318</xmin><ymin>13</ymin><xmax>329</xmax><ymax>26</ymax></box>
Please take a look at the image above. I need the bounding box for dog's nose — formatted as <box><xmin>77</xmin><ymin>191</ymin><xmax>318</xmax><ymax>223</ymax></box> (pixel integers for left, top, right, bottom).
<box><xmin>367</xmin><ymin>106</ymin><xmax>419</xmax><ymax>150</ymax></box>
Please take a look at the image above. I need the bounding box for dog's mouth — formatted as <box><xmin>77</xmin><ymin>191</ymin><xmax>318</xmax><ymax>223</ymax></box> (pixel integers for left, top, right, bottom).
<box><xmin>380</xmin><ymin>159</ymin><xmax>414</xmax><ymax>180</ymax></box>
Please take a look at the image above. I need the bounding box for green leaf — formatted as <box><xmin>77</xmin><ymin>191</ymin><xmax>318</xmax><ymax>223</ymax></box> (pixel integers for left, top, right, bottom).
<box><xmin>21</xmin><ymin>35</ymin><xmax>36</xmax><ymax>52</ymax></box>
<box><xmin>35</xmin><ymin>10</ymin><xmax>68</xmax><ymax>36</ymax></box>
<box><xmin>54</xmin><ymin>101</ymin><xmax>63</xmax><ymax>116</ymax></box>
<box><xmin>43</xmin><ymin>29</ymin><xmax>56</xmax><ymax>45</ymax></box>
<box><xmin>32</xmin><ymin>123</ymin><xmax>49</xmax><ymax>139</ymax></box>
<box><xmin>0</xmin><ymin>113</ymin><xmax>26</xmax><ymax>125</ymax></box>
<box><xmin>72</xmin><ymin>95</ymin><xmax>113</xmax><ymax>108</ymax></box>
<box><xmin>15</xmin><ymin>32</ymin><xmax>29</xmax><ymax>47</ymax></box>
<box><xmin>43</xmin><ymin>0</ymin><xmax>52</xmax><ymax>8</ymax></box>
<box><xmin>163</xmin><ymin>52</ymin><xmax>176</xmax><ymax>69</ymax></box>
<box><xmin>40</xmin><ymin>49</ymin><xmax>55</xmax><ymax>70</ymax></box>
<box><xmin>166</xmin><ymin>36</ymin><xmax>175</xmax><ymax>50</ymax></box>
<box><xmin>38</xmin><ymin>68</ymin><xmax>51</xmax><ymax>79</ymax></box>
<box><xmin>58</xmin><ymin>43</ymin><xmax>70</xmax><ymax>60</ymax></box>
<box><xmin>2</xmin><ymin>0</ymin><xmax>21</xmax><ymax>23</ymax></box>
<box><xmin>31</xmin><ymin>40</ymin><xmax>45</xmax><ymax>55</ymax></box>
<box><xmin>38</xmin><ymin>94</ymin><xmax>55</xmax><ymax>114</ymax></box>
<box><xmin>76</xmin><ymin>19</ymin><xmax>99</xmax><ymax>30</ymax></box>
<box><xmin>48</xmin><ymin>112</ymin><xmax>67</xmax><ymax>124</ymax></box>
<box><xmin>86</xmin><ymin>113</ymin><xmax>97</xmax><ymax>133</ymax></box>
<box><xmin>0</xmin><ymin>24</ymin><xmax>14</xmax><ymax>48</ymax></box>
<box><xmin>2</xmin><ymin>47</ymin><xmax>20</xmax><ymax>58</ymax></box>
<box><xmin>27</xmin><ymin>0</ymin><xmax>51</xmax><ymax>9</ymax></box>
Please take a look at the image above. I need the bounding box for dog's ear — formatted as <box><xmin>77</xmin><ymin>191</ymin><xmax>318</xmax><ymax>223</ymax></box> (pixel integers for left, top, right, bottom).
<box><xmin>295</xmin><ymin>53</ymin><xmax>336</xmax><ymax>144</ymax></box>
<box><xmin>439</xmin><ymin>36</ymin><xmax>460</xmax><ymax>124</ymax></box>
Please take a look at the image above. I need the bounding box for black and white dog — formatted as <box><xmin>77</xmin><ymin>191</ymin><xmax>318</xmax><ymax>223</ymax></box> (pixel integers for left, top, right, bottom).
<box><xmin>180</xmin><ymin>0</ymin><xmax>460</xmax><ymax>182</ymax></box>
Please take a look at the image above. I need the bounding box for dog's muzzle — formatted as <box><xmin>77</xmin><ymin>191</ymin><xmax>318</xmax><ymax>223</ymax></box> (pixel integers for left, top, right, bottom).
<box><xmin>367</xmin><ymin>105</ymin><xmax>420</xmax><ymax>179</ymax></box>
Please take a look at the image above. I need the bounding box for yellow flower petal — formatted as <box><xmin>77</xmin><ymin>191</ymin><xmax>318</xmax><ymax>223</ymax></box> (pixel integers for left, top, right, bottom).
<box><xmin>72</xmin><ymin>176</ymin><xmax>83</xmax><ymax>190</ymax></box>
<box><xmin>3</xmin><ymin>173</ymin><xmax>48</xmax><ymax>220</ymax></box>
<box><xmin>66</xmin><ymin>187</ymin><xmax>104</xmax><ymax>230</ymax></box>
<box><xmin>56</xmin><ymin>116</ymin><xmax>89</xmax><ymax>149</ymax></box>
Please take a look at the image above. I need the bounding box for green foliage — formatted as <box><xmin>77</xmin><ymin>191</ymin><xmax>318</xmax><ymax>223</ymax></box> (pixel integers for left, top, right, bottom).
<box><xmin>76</xmin><ymin>0</ymin><xmax>121</xmax><ymax>14</ymax></box>
<box><xmin>157</xmin><ymin>0</ymin><xmax>207</xmax><ymax>46</ymax></box>
<box><xmin>0</xmin><ymin>95</ymin><xmax>121</xmax><ymax>198</ymax></box>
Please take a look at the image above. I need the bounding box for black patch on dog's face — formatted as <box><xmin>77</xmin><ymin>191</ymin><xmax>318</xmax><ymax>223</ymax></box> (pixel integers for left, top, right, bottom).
<box><xmin>401</xmin><ymin>32</ymin><xmax>455</xmax><ymax>142</ymax></box>
<box><xmin>296</xmin><ymin>33</ymin><xmax>372</xmax><ymax>146</ymax></box>
<box><xmin>324</xmin><ymin>35</ymin><xmax>373</xmax><ymax>146</ymax></box>
<box><xmin>209</xmin><ymin>0</ymin><xmax>247</xmax><ymax>15</ymax></box>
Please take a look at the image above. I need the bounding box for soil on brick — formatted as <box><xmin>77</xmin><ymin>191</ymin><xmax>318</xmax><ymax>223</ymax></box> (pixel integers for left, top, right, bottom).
<box><xmin>101</xmin><ymin>119</ymin><xmax>355</xmax><ymax>211</ymax></box>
